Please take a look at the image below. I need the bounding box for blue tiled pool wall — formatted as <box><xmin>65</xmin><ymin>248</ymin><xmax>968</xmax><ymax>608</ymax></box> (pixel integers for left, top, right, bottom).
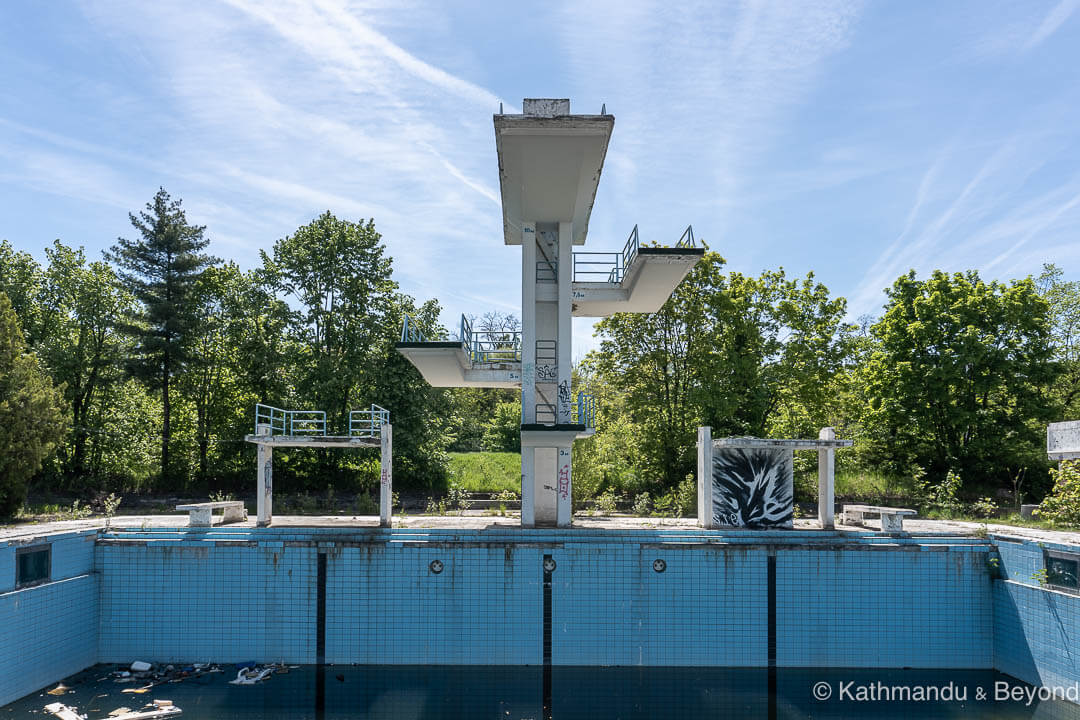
<box><xmin>0</xmin><ymin>531</ymin><xmax>98</xmax><ymax>706</ymax></box>
<box><xmin>1</xmin><ymin>527</ymin><xmax>1078</xmax><ymax>708</ymax></box>
<box><xmin>992</xmin><ymin>538</ymin><xmax>1080</xmax><ymax>689</ymax></box>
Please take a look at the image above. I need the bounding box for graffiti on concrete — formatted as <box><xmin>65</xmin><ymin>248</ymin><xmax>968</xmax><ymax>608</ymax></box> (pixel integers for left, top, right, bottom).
<box><xmin>711</xmin><ymin>448</ymin><xmax>793</xmax><ymax>529</ymax></box>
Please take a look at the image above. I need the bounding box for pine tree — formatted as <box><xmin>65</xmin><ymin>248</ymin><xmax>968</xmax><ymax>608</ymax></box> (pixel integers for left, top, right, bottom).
<box><xmin>107</xmin><ymin>188</ymin><xmax>216</xmax><ymax>484</ymax></box>
<box><xmin>0</xmin><ymin>291</ymin><xmax>66</xmax><ymax>516</ymax></box>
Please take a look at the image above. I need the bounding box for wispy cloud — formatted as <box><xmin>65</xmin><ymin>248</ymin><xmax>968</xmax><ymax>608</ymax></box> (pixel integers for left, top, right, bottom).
<box><xmin>1026</xmin><ymin>0</ymin><xmax>1080</xmax><ymax>50</ymax></box>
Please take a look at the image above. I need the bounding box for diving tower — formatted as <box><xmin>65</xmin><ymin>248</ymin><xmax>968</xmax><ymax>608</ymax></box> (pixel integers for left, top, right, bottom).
<box><xmin>396</xmin><ymin>98</ymin><xmax>703</xmax><ymax>527</ymax></box>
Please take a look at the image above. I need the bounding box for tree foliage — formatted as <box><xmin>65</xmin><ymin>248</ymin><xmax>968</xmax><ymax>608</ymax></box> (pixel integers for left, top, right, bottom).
<box><xmin>0</xmin><ymin>292</ymin><xmax>66</xmax><ymax>515</ymax></box>
<box><xmin>587</xmin><ymin>250</ymin><xmax>852</xmax><ymax>490</ymax></box>
<box><xmin>107</xmin><ymin>188</ymin><xmax>217</xmax><ymax>483</ymax></box>
<box><xmin>853</xmin><ymin>270</ymin><xmax>1060</xmax><ymax>486</ymax></box>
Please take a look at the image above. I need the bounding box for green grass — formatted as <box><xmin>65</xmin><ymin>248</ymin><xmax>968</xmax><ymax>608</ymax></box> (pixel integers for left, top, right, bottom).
<box><xmin>834</xmin><ymin>470</ymin><xmax>918</xmax><ymax>500</ymax></box>
<box><xmin>447</xmin><ymin>452</ymin><xmax>521</xmax><ymax>493</ymax></box>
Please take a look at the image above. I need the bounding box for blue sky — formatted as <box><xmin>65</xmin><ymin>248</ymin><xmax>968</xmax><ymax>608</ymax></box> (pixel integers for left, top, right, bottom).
<box><xmin>2</xmin><ymin>0</ymin><xmax>1079</xmax><ymax>357</ymax></box>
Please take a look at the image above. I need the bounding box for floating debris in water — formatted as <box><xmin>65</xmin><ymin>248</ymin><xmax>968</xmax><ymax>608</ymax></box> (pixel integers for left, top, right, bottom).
<box><xmin>46</xmin><ymin>684</ymin><xmax>71</xmax><ymax>696</ymax></box>
<box><xmin>44</xmin><ymin>702</ymin><xmax>86</xmax><ymax>720</ymax></box>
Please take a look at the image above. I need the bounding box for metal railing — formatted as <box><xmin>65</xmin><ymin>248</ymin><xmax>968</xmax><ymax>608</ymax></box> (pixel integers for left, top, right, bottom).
<box><xmin>401</xmin><ymin>313</ymin><xmax>521</xmax><ymax>364</ymax></box>
<box><xmin>400</xmin><ymin>314</ymin><xmax>426</xmax><ymax>343</ymax></box>
<box><xmin>461</xmin><ymin>314</ymin><xmax>521</xmax><ymax>364</ymax></box>
<box><xmin>350</xmin><ymin>404</ymin><xmax>390</xmax><ymax>438</ymax></box>
<box><xmin>573</xmin><ymin>251</ymin><xmax>624</xmax><ymax>283</ymax></box>
<box><xmin>676</xmin><ymin>225</ymin><xmax>696</xmax><ymax>248</ymax></box>
<box><xmin>254</xmin><ymin>404</ymin><xmax>326</xmax><ymax>436</ymax></box>
<box><xmin>572</xmin><ymin>224</ymin><xmax>698</xmax><ymax>283</ymax></box>
<box><xmin>574</xmin><ymin>392</ymin><xmax>597</xmax><ymax>429</ymax></box>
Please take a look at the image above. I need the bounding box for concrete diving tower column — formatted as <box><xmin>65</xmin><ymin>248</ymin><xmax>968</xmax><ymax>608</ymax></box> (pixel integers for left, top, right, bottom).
<box><xmin>496</xmin><ymin>99</ymin><xmax>612</xmax><ymax>527</ymax></box>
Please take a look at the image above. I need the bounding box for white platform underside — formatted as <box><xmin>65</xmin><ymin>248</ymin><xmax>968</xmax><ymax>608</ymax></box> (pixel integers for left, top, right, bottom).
<box><xmin>572</xmin><ymin>253</ymin><xmax>701</xmax><ymax>316</ymax></box>
<box><xmin>395</xmin><ymin>346</ymin><xmax>522</xmax><ymax>388</ymax></box>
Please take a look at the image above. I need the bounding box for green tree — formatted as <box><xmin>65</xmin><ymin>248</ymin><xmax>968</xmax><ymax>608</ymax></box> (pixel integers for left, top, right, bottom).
<box><xmin>855</xmin><ymin>270</ymin><xmax>1059</xmax><ymax>487</ymax></box>
<box><xmin>588</xmin><ymin>251</ymin><xmax>852</xmax><ymax>489</ymax></box>
<box><xmin>262</xmin><ymin>212</ymin><xmax>394</xmax><ymax>425</ymax></box>
<box><xmin>1037</xmin><ymin>263</ymin><xmax>1080</xmax><ymax>419</ymax></box>
<box><xmin>0</xmin><ymin>292</ymin><xmax>66</xmax><ymax>515</ymax></box>
<box><xmin>107</xmin><ymin>189</ymin><xmax>217</xmax><ymax>483</ymax></box>
<box><xmin>262</xmin><ymin>212</ymin><xmax>451</xmax><ymax>488</ymax></box>
<box><xmin>37</xmin><ymin>241</ymin><xmax>134</xmax><ymax>480</ymax></box>
<box><xmin>481</xmin><ymin>401</ymin><xmax>522</xmax><ymax>452</ymax></box>
<box><xmin>0</xmin><ymin>239</ymin><xmax>43</xmax><ymax>344</ymax></box>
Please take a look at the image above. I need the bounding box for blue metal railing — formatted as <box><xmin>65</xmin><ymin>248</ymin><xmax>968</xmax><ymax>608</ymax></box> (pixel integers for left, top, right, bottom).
<box><xmin>461</xmin><ymin>314</ymin><xmax>521</xmax><ymax>364</ymax></box>
<box><xmin>400</xmin><ymin>313</ymin><xmax>521</xmax><ymax>364</ymax></box>
<box><xmin>574</xmin><ymin>392</ymin><xmax>597</xmax><ymax>429</ymax></box>
<box><xmin>676</xmin><ymin>225</ymin><xmax>696</xmax><ymax>248</ymax></box>
<box><xmin>400</xmin><ymin>314</ymin><xmax>426</xmax><ymax>343</ymax></box>
<box><xmin>254</xmin><ymin>404</ymin><xmax>326</xmax><ymax>436</ymax></box>
<box><xmin>572</xmin><ymin>224</ymin><xmax>697</xmax><ymax>283</ymax></box>
<box><xmin>350</xmin><ymin>404</ymin><xmax>390</xmax><ymax>438</ymax></box>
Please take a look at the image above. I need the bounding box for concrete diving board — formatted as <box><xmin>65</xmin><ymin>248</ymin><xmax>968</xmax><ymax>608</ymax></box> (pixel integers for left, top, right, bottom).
<box><xmin>1048</xmin><ymin>420</ymin><xmax>1080</xmax><ymax>461</ymax></box>
<box><xmin>572</xmin><ymin>246</ymin><xmax>705</xmax><ymax>316</ymax></box>
<box><xmin>394</xmin><ymin>342</ymin><xmax>521</xmax><ymax>388</ymax></box>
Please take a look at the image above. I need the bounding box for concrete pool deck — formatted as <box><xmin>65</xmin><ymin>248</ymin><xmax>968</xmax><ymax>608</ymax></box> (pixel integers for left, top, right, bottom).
<box><xmin>3</xmin><ymin>512</ymin><xmax>1078</xmax><ymax>545</ymax></box>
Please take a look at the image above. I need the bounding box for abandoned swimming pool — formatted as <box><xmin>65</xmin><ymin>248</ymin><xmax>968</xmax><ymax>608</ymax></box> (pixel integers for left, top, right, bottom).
<box><xmin>2</xmin><ymin>522</ymin><xmax>1079</xmax><ymax>717</ymax></box>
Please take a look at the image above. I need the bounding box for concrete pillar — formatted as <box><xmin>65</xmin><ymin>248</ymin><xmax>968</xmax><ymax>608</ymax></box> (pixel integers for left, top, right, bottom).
<box><xmin>697</xmin><ymin>426</ymin><xmax>712</xmax><ymax>528</ymax></box>
<box><xmin>556</xmin><ymin>446</ymin><xmax>572</xmax><ymax>526</ymax></box>
<box><xmin>556</xmin><ymin>221</ymin><xmax>573</xmax><ymax>425</ymax></box>
<box><xmin>379</xmin><ymin>424</ymin><xmax>393</xmax><ymax>527</ymax></box>
<box><xmin>818</xmin><ymin>426</ymin><xmax>836</xmax><ymax>529</ymax></box>
<box><xmin>256</xmin><ymin>423</ymin><xmax>273</xmax><ymax>527</ymax></box>
<box><xmin>521</xmin><ymin>222</ymin><xmax>537</xmax><ymax>424</ymax></box>
<box><xmin>521</xmin><ymin>446</ymin><xmax>535</xmax><ymax>527</ymax></box>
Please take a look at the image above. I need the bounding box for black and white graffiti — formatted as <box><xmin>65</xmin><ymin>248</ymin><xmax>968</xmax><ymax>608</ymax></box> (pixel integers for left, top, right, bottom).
<box><xmin>711</xmin><ymin>448</ymin><xmax>793</xmax><ymax>529</ymax></box>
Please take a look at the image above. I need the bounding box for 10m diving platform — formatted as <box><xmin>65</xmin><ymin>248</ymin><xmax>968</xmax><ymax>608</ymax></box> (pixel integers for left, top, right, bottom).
<box><xmin>396</xmin><ymin>98</ymin><xmax>703</xmax><ymax>527</ymax></box>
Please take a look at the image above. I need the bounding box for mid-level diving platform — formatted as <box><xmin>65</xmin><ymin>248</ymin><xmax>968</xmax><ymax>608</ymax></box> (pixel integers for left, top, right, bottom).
<box><xmin>570</xmin><ymin>225</ymin><xmax>704</xmax><ymax>316</ymax></box>
<box><xmin>395</xmin><ymin>315</ymin><xmax>522</xmax><ymax>388</ymax></box>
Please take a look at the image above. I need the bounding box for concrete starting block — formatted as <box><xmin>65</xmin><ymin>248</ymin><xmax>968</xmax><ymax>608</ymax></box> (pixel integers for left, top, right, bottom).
<box><xmin>176</xmin><ymin>501</ymin><xmax>246</xmax><ymax>527</ymax></box>
<box><xmin>843</xmin><ymin>504</ymin><xmax>917</xmax><ymax>532</ymax></box>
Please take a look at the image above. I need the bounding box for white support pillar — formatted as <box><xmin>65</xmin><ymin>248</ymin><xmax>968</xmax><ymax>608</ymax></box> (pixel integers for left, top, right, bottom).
<box><xmin>697</xmin><ymin>426</ymin><xmax>712</xmax><ymax>528</ymax></box>
<box><xmin>379</xmin><ymin>424</ymin><xmax>393</xmax><ymax>527</ymax></box>
<box><xmin>256</xmin><ymin>423</ymin><xmax>273</xmax><ymax>527</ymax></box>
<box><xmin>521</xmin><ymin>222</ymin><xmax>537</xmax><ymax>425</ymax></box>
<box><xmin>556</xmin><ymin>446</ymin><xmax>572</xmax><ymax>527</ymax></box>
<box><xmin>818</xmin><ymin>426</ymin><xmax>836</xmax><ymax>529</ymax></box>
<box><xmin>521</xmin><ymin>446</ymin><xmax>536</xmax><ymax>527</ymax></box>
<box><xmin>555</xmin><ymin>221</ymin><xmax>573</xmax><ymax>425</ymax></box>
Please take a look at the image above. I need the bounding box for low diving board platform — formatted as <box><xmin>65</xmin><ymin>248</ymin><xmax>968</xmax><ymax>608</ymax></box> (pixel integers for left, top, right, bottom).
<box><xmin>244</xmin><ymin>404</ymin><xmax>392</xmax><ymax>528</ymax></box>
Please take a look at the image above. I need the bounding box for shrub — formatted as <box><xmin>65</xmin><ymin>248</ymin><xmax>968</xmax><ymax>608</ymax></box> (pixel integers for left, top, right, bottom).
<box><xmin>1035</xmin><ymin>460</ymin><xmax>1080</xmax><ymax>527</ymax></box>
<box><xmin>632</xmin><ymin>492</ymin><xmax>651</xmax><ymax>516</ymax></box>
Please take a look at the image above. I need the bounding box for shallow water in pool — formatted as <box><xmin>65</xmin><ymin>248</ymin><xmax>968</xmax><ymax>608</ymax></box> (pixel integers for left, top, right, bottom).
<box><xmin>5</xmin><ymin>666</ymin><xmax>1080</xmax><ymax>719</ymax></box>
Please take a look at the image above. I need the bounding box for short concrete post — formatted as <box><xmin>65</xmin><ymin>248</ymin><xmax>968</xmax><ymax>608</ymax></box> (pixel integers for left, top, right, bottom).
<box><xmin>556</xmin><ymin>446</ymin><xmax>572</xmax><ymax>527</ymax></box>
<box><xmin>256</xmin><ymin>423</ymin><xmax>273</xmax><ymax>527</ymax></box>
<box><xmin>818</xmin><ymin>426</ymin><xmax>836</xmax><ymax>529</ymax></box>
<box><xmin>379</xmin><ymin>424</ymin><xmax>393</xmax><ymax>527</ymax></box>
<box><xmin>697</xmin><ymin>426</ymin><xmax>713</xmax><ymax>528</ymax></box>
